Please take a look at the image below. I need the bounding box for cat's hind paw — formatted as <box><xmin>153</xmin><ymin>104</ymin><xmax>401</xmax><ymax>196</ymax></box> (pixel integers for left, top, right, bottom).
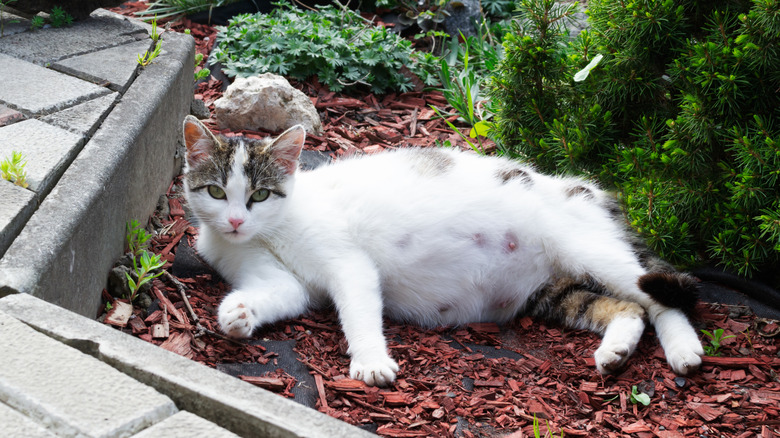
<box><xmin>218</xmin><ymin>295</ymin><xmax>258</xmax><ymax>339</ymax></box>
<box><xmin>350</xmin><ymin>355</ymin><xmax>399</xmax><ymax>387</ymax></box>
<box><xmin>664</xmin><ymin>339</ymin><xmax>704</xmax><ymax>375</ymax></box>
<box><xmin>594</xmin><ymin>342</ymin><xmax>631</xmax><ymax>374</ymax></box>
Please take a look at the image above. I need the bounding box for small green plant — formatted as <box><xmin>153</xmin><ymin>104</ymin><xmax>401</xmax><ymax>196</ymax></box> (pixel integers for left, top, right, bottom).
<box><xmin>702</xmin><ymin>328</ymin><xmax>736</xmax><ymax>356</ymax></box>
<box><xmin>433</xmin><ymin>28</ymin><xmax>505</xmax><ymax>151</ymax></box>
<box><xmin>30</xmin><ymin>15</ymin><xmax>44</xmax><ymax>29</ymax></box>
<box><xmin>126</xmin><ymin>220</ymin><xmax>153</xmax><ymax>259</ymax></box>
<box><xmin>149</xmin><ymin>15</ymin><xmax>162</xmax><ymax>41</ymax></box>
<box><xmin>29</xmin><ymin>6</ymin><xmax>74</xmax><ymax>30</ymax></box>
<box><xmin>138</xmin><ymin>39</ymin><xmax>163</xmax><ymax>67</ymax></box>
<box><xmin>49</xmin><ymin>6</ymin><xmax>74</xmax><ymax>27</ymax></box>
<box><xmin>1</xmin><ymin>150</ymin><xmax>29</xmax><ymax>189</ymax></box>
<box><xmin>629</xmin><ymin>385</ymin><xmax>651</xmax><ymax>406</ymax></box>
<box><xmin>125</xmin><ymin>251</ymin><xmax>165</xmax><ymax>302</ymax></box>
<box><xmin>194</xmin><ymin>52</ymin><xmax>211</xmax><ymax>81</ymax></box>
<box><xmin>210</xmin><ymin>1</ymin><xmax>439</xmax><ymax>94</ymax></box>
<box><xmin>531</xmin><ymin>413</ymin><xmax>563</xmax><ymax>438</ymax></box>
<box><xmin>124</xmin><ymin>220</ymin><xmax>165</xmax><ymax>302</ymax></box>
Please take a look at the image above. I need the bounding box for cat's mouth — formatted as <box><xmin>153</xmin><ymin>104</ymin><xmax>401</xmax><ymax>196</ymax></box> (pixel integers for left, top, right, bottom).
<box><xmin>223</xmin><ymin>228</ymin><xmax>252</xmax><ymax>243</ymax></box>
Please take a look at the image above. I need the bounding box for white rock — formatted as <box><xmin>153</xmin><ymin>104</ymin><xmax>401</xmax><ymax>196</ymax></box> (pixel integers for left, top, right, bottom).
<box><xmin>214</xmin><ymin>73</ymin><xmax>322</xmax><ymax>135</ymax></box>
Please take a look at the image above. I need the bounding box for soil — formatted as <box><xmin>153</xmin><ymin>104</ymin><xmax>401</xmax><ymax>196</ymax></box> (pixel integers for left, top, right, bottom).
<box><xmin>105</xmin><ymin>3</ymin><xmax>780</xmax><ymax>437</ymax></box>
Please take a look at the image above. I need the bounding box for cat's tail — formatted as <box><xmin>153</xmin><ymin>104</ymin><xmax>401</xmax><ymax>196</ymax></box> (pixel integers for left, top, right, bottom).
<box><xmin>638</xmin><ymin>271</ymin><xmax>699</xmax><ymax>317</ymax></box>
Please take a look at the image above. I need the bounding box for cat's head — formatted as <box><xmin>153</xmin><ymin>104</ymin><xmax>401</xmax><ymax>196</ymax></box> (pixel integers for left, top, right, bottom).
<box><xmin>181</xmin><ymin>115</ymin><xmax>304</xmax><ymax>243</ymax></box>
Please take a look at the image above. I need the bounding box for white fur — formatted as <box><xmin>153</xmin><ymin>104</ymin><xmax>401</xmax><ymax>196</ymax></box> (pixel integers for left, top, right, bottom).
<box><xmin>186</xmin><ymin>146</ymin><xmax>702</xmax><ymax>385</ymax></box>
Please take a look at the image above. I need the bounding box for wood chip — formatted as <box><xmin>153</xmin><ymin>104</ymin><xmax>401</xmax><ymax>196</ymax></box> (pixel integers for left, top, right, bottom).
<box><xmin>239</xmin><ymin>375</ymin><xmax>287</xmax><ymax>392</ymax></box>
<box><xmin>104</xmin><ymin>300</ymin><xmax>133</xmax><ymax>327</ymax></box>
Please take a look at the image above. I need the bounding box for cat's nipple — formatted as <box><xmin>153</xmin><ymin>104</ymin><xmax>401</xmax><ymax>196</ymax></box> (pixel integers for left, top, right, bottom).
<box><xmin>503</xmin><ymin>231</ymin><xmax>519</xmax><ymax>253</ymax></box>
<box><xmin>229</xmin><ymin>217</ymin><xmax>244</xmax><ymax>230</ymax></box>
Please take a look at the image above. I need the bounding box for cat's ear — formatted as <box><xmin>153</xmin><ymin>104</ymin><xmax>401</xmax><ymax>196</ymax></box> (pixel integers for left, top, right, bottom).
<box><xmin>269</xmin><ymin>125</ymin><xmax>305</xmax><ymax>175</ymax></box>
<box><xmin>183</xmin><ymin>115</ymin><xmax>216</xmax><ymax>167</ymax></box>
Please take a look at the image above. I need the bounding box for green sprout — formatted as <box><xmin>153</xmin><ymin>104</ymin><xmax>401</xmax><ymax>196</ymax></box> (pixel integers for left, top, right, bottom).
<box><xmin>630</xmin><ymin>385</ymin><xmax>651</xmax><ymax>406</ymax></box>
<box><xmin>138</xmin><ymin>39</ymin><xmax>163</xmax><ymax>67</ymax></box>
<box><xmin>1</xmin><ymin>150</ymin><xmax>29</xmax><ymax>188</ymax></box>
<box><xmin>531</xmin><ymin>414</ymin><xmax>562</xmax><ymax>438</ymax></box>
<box><xmin>149</xmin><ymin>15</ymin><xmax>161</xmax><ymax>41</ymax></box>
<box><xmin>702</xmin><ymin>328</ymin><xmax>736</xmax><ymax>356</ymax></box>
<box><xmin>194</xmin><ymin>52</ymin><xmax>210</xmax><ymax>81</ymax></box>
<box><xmin>125</xmin><ymin>250</ymin><xmax>165</xmax><ymax>302</ymax></box>
<box><xmin>124</xmin><ymin>220</ymin><xmax>165</xmax><ymax>302</ymax></box>
<box><xmin>30</xmin><ymin>15</ymin><xmax>44</xmax><ymax>29</ymax></box>
<box><xmin>49</xmin><ymin>6</ymin><xmax>73</xmax><ymax>27</ymax></box>
<box><xmin>126</xmin><ymin>220</ymin><xmax>153</xmax><ymax>261</ymax></box>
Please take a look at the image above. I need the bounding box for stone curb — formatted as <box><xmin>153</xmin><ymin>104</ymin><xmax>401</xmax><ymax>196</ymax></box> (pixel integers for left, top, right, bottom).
<box><xmin>0</xmin><ymin>293</ymin><xmax>374</xmax><ymax>438</ymax></box>
<box><xmin>0</xmin><ymin>17</ymin><xmax>192</xmax><ymax>318</ymax></box>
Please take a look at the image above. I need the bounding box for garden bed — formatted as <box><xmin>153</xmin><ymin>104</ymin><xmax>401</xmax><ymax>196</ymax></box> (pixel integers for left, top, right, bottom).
<box><xmin>105</xmin><ymin>2</ymin><xmax>780</xmax><ymax>437</ymax></box>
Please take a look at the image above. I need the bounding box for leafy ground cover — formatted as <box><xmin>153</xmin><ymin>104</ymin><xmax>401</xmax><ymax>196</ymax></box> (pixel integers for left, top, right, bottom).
<box><xmin>107</xmin><ymin>2</ymin><xmax>779</xmax><ymax>437</ymax></box>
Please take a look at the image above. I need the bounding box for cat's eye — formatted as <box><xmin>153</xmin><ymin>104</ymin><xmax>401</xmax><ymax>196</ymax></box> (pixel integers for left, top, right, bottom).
<box><xmin>207</xmin><ymin>185</ymin><xmax>226</xmax><ymax>200</ymax></box>
<box><xmin>250</xmin><ymin>188</ymin><xmax>270</xmax><ymax>203</ymax></box>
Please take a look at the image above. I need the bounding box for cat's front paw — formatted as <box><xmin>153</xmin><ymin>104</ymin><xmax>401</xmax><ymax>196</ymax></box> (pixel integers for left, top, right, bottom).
<box><xmin>350</xmin><ymin>354</ymin><xmax>399</xmax><ymax>387</ymax></box>
<box><xmin>218</xmin><ymin>294</ymin><xmax>258</xmax><ymax>339</ymax></box>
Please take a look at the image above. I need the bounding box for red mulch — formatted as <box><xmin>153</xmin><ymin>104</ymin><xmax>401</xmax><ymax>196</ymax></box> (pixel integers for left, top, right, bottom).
<box><xmin>104</xmin><ymin>3</ymin><xmax>780</xmax><ymax>437</ymax></box>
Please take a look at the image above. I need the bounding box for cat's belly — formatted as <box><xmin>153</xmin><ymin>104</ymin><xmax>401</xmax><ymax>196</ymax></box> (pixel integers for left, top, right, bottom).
<box><xmin>374</xmin><ymin>230</ymin><xmax>553</xmax><ymax>327</ymax></box>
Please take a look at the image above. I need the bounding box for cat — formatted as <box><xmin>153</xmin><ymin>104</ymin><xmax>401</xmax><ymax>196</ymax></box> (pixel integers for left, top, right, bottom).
<box><xmin>181</xmin><ymin>115</ymin><xmax>704</xmax><ymax>386</ymax></box>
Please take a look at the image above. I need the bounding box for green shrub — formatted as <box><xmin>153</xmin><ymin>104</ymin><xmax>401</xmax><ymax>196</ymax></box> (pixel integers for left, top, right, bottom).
<box><xmin>210</xmin><ymin>1</ymin><xmax>439</xmax><ymax>94</ymax></box>
<box><xmin>491</xmin><ymin>0</ymin><xmax>780</xmax><ymax>280</ymax></box>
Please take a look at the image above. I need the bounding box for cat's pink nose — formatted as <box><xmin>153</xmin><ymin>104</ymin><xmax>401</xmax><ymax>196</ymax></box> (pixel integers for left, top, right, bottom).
<box><xmin>229</xmin><ymin>218</ymin><xmax>244</xmax><ymax>230</ymax></box>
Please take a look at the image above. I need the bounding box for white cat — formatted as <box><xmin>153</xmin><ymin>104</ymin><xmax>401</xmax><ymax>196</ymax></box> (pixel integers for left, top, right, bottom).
<box><xmin>182</xmin><ymin>115</ymin><xmax>704</xmax><ymax>386</ymax></box>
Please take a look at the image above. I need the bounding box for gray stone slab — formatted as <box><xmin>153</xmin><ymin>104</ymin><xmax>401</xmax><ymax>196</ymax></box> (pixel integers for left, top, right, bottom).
<box><xmin>40</xmin><ymin>92</ymin><xmax>118</xmax><ymax>137</ymax></box>
<box><xmin>0</xmin><ymin>9</ymin><xmax>148</xmax><ymax>65</ymax></box>
<box><xmin>0</xmin><ymin>119</ymin><xmax>83</xmax><ymax>194</ymax></box>
<box><xmin>0</xmin><ymin>54</ymin><xmax>111</xmax><ymax>116</ymax></box>
<box><xmin>0</xmin><ymin>308</ymin><xmax>178</xmax><ymax>437</ymax></box>
<box><xmin>0</xmin><ymin>11</ymin><xmax>31</xmax><ymax>37</ymax></box>
<box><xmin>0</xmin><ymin>32</ymin><xmax>192</xmax><ymax>319</ymax></box>
<box><xmin>0</xmin><ymin>294</ymin><xmax>377</xmax><ymax>438</ymax></box>
<box><xmin>132</xmin><ymin>411</ymin><xmax>241</xmax><ymax>438</ymax></box>
<box><xmin>0</xmin><ymin>401</ymin><xmax>58</xmax><ymax>438</ymax></box>
<box><xmin>52</xmin><ymin>40</ymin><xmax>150</xmax><ymax>92</ymax></box>
<box><xmin>0</xmin><ymin>179</ymin><xmax>37</xmax><ymax>259</ymax></box>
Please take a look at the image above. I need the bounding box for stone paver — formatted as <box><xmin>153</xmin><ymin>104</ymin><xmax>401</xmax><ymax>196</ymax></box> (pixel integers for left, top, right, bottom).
<box><xmin>52</xmin><ymin>40</ymin><xmax>151</xmax><ymax>92</ymax></box>
<box><xmin>132</xmin><ymin>411</ymin><xmax>241</xmax><ymax>438</ymax></box>
<box><xmin>0</xmin><ymin>309</ymin><xmax>178</xmax><ymax>438</ymax></box>
<box><xmin>0</xmin><ymin>401</ymin><xmax>58</xmax><ymax>438</ymax></box>
<box><xmin>40</xmin><ymin>92</ymin><xmax>118</xmax><ymax>137</ymax></box>
<box><xmin>0</xmin><ymin>11</ymin><xmax>31</xmax><ymax>37</ymax></box>
<box><xmin>0</xmin><ymin>54</ymin><xmax>111</xmax><ymax>116</ymax></box>
<box><xmin>0</xmin><ymin>10</ymin><xmax>148</xmax><ymax>65</ymax></box>
<box><xmin>0</xmin><ymin>119</ymin><xmax>83</xmax><ymax>194</ymax></box>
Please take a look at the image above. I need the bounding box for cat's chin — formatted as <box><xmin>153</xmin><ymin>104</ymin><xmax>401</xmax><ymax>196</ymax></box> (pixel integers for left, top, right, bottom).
<box><xmin>220</xmin><ymin>229</ymin><xmax>254</xmax><ymax>244</ymax></box>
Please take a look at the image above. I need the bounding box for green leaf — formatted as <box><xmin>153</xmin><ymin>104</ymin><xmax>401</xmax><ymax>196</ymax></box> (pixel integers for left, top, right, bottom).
<box><xmin>630</xmin><ymin>386</ymin><xmax>651</xmax><ymax>406</ymax></box>
<box><xmin>469</xmin><ymin>121</ymin><xmax>492</xmax><ymax>138</ymax></box>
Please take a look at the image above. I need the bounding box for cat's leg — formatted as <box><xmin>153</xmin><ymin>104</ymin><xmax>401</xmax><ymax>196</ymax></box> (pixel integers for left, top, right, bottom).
<box><xmin>324</xmin><ymin>252</ymin><xmax>399</xmax><ymax>387</ymax></box>
<box><xmin>552</xmin><ymin>241</ymin><xmax>704</xmax><ymax>375</ymax></box>
<box><xmin>526</xmin><ymin>278</ymin><xmax>647</xmax><ymax>373</ymax></box>
<box><xmin>218</xmin><ymin>266</ymin><xmax>309</xmax><ymax>339</ymax></box>
<box><xmin>636</xmin><ymin>272</ymin><xmax>704</xmax><ymax>375</ymax></box>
